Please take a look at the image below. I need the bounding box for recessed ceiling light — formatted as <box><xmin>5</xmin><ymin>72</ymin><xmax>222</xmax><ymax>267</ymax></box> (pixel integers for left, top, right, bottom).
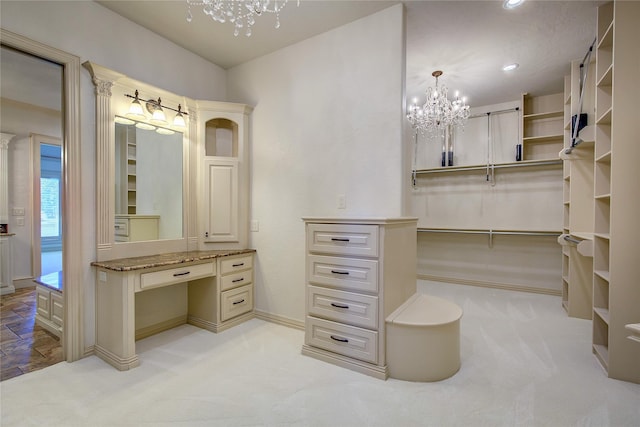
<box><xmin>503</xmin><ymin>0</ymin><xmax>525</xmax><ymax>9</ymax></box>
<box><xmin>503</xmin><ymin>63</ymin><xmax>519</xmax><ymax>71</ymax></box>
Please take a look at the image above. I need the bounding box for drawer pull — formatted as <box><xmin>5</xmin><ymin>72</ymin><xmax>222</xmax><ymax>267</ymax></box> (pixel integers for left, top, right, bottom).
<box><xmin>331</xmin><ymin>238</ymin><xmax>350</xmax><ymax>242</ymax></box>
<box><xmin>331</xmin><ymin>270</ymin><xmax>350</xmax><ymax>275</ymax></box>
<box><xmin>172</xmin><ymin>271</ymin><xmax>191</xmax><ymax>277</ymax></box>
<box><xmin>232</xmin><ymin>262</ymin><xmax>245</xmax><ymax>267</ymax></box>
<box><xmin>330</xmin><ymin>302</ymin><xmax>350</xmax><ymax>309</ymax></box>
<box><xmin>232</xmin><ymin>299</ymin><xmax>245</xmax><ymax>305</ymax></box>
<box><xmin>232</xmin><ymin>278</ymin><xmax>244</xmax><ymax>283</ymax></box>
<box><xmin>330</xmin><ymin>335</ymin><xmax>349</xmax><ymax>343</ymax></box>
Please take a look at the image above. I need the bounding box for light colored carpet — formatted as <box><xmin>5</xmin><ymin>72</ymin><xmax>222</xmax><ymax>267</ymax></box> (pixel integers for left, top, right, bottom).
<box><xmin>1</xmin><ymin>281</ymin><xmax>639</xmax><ymax>426</ymax></box>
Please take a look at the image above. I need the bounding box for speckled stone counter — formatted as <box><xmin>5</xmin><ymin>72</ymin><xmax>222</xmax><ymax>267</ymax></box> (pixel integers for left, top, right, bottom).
<box><xmin>91</xmin><ymin>249</ymin><xmax>255</xmax><ymax>272</ymax></box>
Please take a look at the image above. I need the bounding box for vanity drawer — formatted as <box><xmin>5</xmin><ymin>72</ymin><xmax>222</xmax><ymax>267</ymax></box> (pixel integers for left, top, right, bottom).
<box><xmin>305</xmin><ymin>316</ymin><xmax>378</xmax><ymax>364</ymax></box>
<box><xmin>221</xmin><ymin>284</ymin><xmax>253</xmax><ymax>321</ymax></box>
<box><xmin>139</xmin><ymin>262</ymin><xmax>215</xmax><ymax>292</ymax></box>
<box><xmin>307</xmin><ymin>285</ymin><xmax>378</xmax><ymax>329</ymax></box>
<box><xmin>307</xmin><ymin>223</ymin><xmax>378</xmax><ymax>257</ymax></box>
<box><xmin>36</xmin><ymin>287</ymin><xmax>51</xmax><ymax>318</ymax></box>
<box><xmin>114</xmin><ymin>219</ymin><xmax>129</xmax><ymax>237</ymax></box>
<box><xmin>307</xmin><ymin>255</ymin><xmax>378</xmax><ymax>293</ymax></box>
<box><xmin>220</xmin><ymin>254</ymin><xmax>253</xmax><ymax>275</ymax></box>
<box><xmin>221</xmin><ymin>270</ymin><xmax>253</xmax><ymax>291</ymax></box>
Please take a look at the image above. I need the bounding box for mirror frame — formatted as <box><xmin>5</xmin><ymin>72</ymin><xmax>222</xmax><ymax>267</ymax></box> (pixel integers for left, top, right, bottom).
<box><xmin>84</xmin><ymin>62</ymin><xmax>198</xmax><ymax>261</ymax></box>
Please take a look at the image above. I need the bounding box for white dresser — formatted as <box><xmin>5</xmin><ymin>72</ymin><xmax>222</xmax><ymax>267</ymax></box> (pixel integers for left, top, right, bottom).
<box><xmin>302</xmin><ymin>217</ymin><xmax>417</xmax><ymax>379</ymax></box>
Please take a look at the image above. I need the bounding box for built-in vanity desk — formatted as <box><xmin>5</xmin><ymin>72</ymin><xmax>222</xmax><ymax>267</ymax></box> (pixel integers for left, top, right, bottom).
<box><xmin>91</xmin><ymin>249</ymin><xmax>255</xmax><ymax>370</ymax></box>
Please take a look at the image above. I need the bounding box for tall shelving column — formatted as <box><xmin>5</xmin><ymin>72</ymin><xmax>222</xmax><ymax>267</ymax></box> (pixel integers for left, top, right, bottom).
<box><xmin>592</xmin><ymin>0</ymin><xmax>640</xmax><ymax>383</ymax></box>
<box><xmin>561</xmin><ymin>75</ymin><xmax>571</xmax><ymax>310</ymax></box>
<box><xmin>561</xmin><ymin>56</ymin><xmax>596</xmax><ymax>320</ymax></box>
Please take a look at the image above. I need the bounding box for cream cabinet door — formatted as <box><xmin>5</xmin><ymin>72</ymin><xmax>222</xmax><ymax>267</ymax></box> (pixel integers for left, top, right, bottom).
<box><xmin>204</xmin><ymin>158</ymin><xmax>238</xmax><ymax>242</ymax></box>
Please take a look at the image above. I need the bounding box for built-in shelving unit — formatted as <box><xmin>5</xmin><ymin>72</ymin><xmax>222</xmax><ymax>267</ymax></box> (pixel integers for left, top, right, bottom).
<box><xmin>522</xmin><ymin>93</ymin><xmax>564</xmax><ymax>161</ymax></box>
<box><xmin>559</xmin><ymin>51</ymin><xmax>596</xmax><ymax>319</ymax></box>
<box><xmin>591</xmin><ymin>0</ymin><xmax>640</xmax><ymax>383</ymax></box>
<box><xmin>115</xmin><ymin>121</ymin><xmax>137</xmax><ymax>215</ymax></box>
<box><xmin>126</xmin><ymin>131</ymin><xmax>137</xmax><ymax>215</ymax></box>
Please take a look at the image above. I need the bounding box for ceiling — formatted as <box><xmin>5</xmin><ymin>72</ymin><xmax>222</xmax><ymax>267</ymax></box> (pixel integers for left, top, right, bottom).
<box><xmin>5</xmin><ymin>1</ymin><xmax>602</xmax><ymax>110</ymax></box>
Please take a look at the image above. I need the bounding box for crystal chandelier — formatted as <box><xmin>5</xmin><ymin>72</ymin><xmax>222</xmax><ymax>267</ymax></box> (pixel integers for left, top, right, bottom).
<box><xmin>186</xmin><ymin>0</ymin><xmax>297</xmax><ymax>37</ymax></box>
<box><xmin>407</xmin><ymin>71</ymin><xmax>470</xmax><ymax>136</ymax></box>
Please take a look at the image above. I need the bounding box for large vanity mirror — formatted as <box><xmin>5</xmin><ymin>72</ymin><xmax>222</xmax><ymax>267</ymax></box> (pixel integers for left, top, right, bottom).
<box><xmin>114</xmin><ymin>117</ymin><xmax>183</xmax><ymax>243</ymax></box>
<box><xmin>84</xmin><ymin>61</ymin><xmax>196</xmax><ymax>262</ymax></box>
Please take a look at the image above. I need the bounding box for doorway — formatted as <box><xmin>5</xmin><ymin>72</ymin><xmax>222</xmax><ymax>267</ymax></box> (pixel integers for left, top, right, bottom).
<box><xmin>1</xmin><ymin>29</ymin><xmax>83</xmax><ymax>364</ymax></box>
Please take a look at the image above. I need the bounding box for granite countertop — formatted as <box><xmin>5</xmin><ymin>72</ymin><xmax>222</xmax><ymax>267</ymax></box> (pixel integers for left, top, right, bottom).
<box><xmin>34</xmin><ymin>271</ymin><xmax>63</xmax><ymax>292</ymax></box>
<box><xmin>91</xmin><ymin>249</ymin><xmax>256</xmax><ymax>272</ymax></box>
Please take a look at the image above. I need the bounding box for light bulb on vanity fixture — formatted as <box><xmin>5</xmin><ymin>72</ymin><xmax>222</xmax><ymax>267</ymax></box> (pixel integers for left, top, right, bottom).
<box><xmin>149</xmin><ymin>98</ymin><xmax>168</xmax><ymax>125</ymax></box>
<box><xmin>127</xmin><ymin>90</ymin><xmax>146</xmax><ymax>120</ymax></box>
<box><xmin>173</xmin><ymin>105</ymin><xmax>186</xmax><ymax>128</ymax></box>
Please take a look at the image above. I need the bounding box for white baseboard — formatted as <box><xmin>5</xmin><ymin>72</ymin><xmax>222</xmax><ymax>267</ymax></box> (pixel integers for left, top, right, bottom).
<box><xmin>417</xmin><ymin>274</ymin><xmax>561</xmax><ymax>296</ymax></box>
<box><xmin>254</xmin><ymin>309</ymin><xmax>304</xmax><ymax>331</ymax></box>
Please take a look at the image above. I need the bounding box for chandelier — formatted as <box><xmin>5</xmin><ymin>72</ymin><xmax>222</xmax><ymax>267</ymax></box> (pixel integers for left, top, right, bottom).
<box><xmin>407</xmin><ymin>71</ymin><xmax>470</xmax><ymax>136</ymax></box>
<box><xmin>187</xmin><ymin>0</ymin><xmax>297</xmax><ymax>37</ymax></box>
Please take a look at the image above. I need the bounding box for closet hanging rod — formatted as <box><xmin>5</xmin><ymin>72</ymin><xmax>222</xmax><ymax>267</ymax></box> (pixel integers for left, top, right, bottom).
<box><xmin>563</xmin><ymin>235</ymin><xmax>582</xmax><ymax>245</ymax></box>
<box><xmin>468</xmin><ymin>107</ymin><xmax>519</xmax><ymax>119</ymax></box>
<box><xmin>417</xmin><ymin>228</ymin><xmax>561</xmax><ymax>237</ymax></box>
<box><xmin>413</xmin><ymin>159</ymin><xmax>562</xmax><ymax>175</ymax></box>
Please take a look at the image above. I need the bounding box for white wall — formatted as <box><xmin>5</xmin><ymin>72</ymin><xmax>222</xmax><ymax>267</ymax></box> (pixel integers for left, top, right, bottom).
<box><xmin>1</xmin><ymin>0</ymin><xmax>227</xmax><ymax>350</ymax></box>
<box><xmin>227</xmin><ymin>5</ymin><xmax>406</xmax><ymax>323</ymax></box>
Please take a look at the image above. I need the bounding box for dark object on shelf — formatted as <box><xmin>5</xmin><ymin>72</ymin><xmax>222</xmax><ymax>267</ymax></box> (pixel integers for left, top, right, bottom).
<box><xmin>441</xmin><ymin>151</ymin><xmax>446</xmax><ymax>167</ymax></box>
<box><xmin>572</xmin><ymin>113</ymin><xmax>588</xmax><ymax>136</ymax></box>
<box><xmin>516</xmin><ymin>143</ymin><xmax>522</xmax><ymax>162</ymax></box>
<box><xmin>448</xmin><ymin>150</ymin><xmax>453</xmax><ymax>167</ymax></box>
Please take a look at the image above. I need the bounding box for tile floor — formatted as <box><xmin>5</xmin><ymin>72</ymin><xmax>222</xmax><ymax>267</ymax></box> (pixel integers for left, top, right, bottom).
<box><xmin>0</xmin><ymin>287</ymin><xmax>63</xmax><ymax>381</ymax></box>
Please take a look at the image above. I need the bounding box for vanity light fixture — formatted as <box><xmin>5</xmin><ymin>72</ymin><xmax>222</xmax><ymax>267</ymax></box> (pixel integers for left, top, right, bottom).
<box><xmin>125</xmin><ymin>90</ymin><xmax>189</xmax><ymax>128</ymax></box>
<box><xmin>503</xmin><ymin>0</ymin><xmax>525</xmax><ymax>9</ymax></box>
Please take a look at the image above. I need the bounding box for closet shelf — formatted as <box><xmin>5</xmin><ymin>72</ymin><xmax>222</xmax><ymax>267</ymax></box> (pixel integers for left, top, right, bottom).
<box><xmin>597</xmin><ymin>64</ymin><xmax>613</xmax><ymax>87</ymax></box>
<box><xmin>413</xmin><ymin>159</ymin><xmax>562</xmax><ymax>175</ymax></box>
<box><xmin>593</xmin><ymin>344</ymin><xmax>609</xmax><ymax>369</ymax></box>
<box><xmin>594</xmin><ymin>307</ymin><xmax>610</xmax><ymax>324</ymax></box>
<box><xmin>594</xmin><ymin>269</ymin><xmax>610</xmax><ymax>282</ymax></box>
<box><xmin>523</xmin><ymin>134</ymin><xmax>564</xmax><ymax>143</ymax></box>
<box><xmin>596</xmin><ymin>151</ymin><xmax>611</xmax><ymax>163</ymax></box>
<box><xmin>523</xmin><ymin>110</ymin><xmax>564</xmax><ymax>120</ymax></box>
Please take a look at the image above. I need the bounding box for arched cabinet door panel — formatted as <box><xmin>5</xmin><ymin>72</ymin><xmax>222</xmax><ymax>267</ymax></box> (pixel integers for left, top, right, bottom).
<box><xmin>197</xmin><ymin>102</ymin><xmax>253</xmax><ymax>249</ymax></box>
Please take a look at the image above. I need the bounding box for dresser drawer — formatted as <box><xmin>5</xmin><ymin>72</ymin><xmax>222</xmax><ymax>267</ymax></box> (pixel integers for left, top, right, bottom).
<box><xmin>308</xmin><ymin>255</ymin><xmax>378</xmax><ymax>293</ymax></box>
<box><xmin>307</xmin><ymin>223</ymin><xmax>378</xmax><ymax>257</ymax></box>
<box><xmin>220</xmin><ymin>254</ymin><xmax>253</xmax><ymax>275</ymax></box>
<box><xmin>221</xmin><ymin>284</ymin><xmax>253</xmax><ymax>321</ymax></box>
<box><xmin>307</xmin><ymin>285</ymin><xmax>378</xmax><ymax>329</ymax></box>
<box><xmin>221</xmin><ymin>270</ymin><xmax>253</xmax><ymax>291</ymax></box>
<box><xmin>305</xmin><ymin>316</ymin><xmax>378</xmax><ymax>364</ymax></box>
<box><xmin>139</xmin><ymin>262</ymin><xmax>216</xmax><ymax>292</ymax></box>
